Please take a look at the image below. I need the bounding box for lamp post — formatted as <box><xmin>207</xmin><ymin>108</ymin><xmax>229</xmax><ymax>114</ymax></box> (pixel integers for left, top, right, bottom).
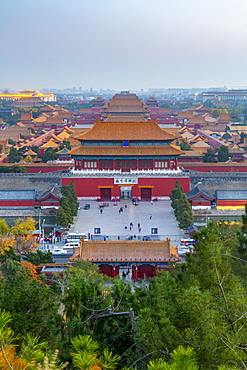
<box><xmin>42</xmin><ymin>219</ymin><xmax>46</xmax><ymax>250</ymax></box>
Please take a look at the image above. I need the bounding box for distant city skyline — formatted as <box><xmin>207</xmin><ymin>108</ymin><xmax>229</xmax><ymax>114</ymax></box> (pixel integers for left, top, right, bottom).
<box><xmin>1</xmin><ymin>0</ymin><xmax>247</xmax><ymax>92</ymax></box>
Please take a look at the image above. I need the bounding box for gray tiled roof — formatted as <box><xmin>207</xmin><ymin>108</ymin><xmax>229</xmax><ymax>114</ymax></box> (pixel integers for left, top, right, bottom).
<box><xmin>186</xmin><ymin>186</ymin><xmax>213</xmax><ymax>200</ymax></box>
<box><xmin>216</xmin><ymin>189</ymin><xmax>247</xmax><ymax>200</ymax></box>
<box><xmin>36</xmin><ymin>186</ymin><xmax>62</xmax><ymax>201</ymax></box>
<box><xmin>0</xmin><ymin>189</ymin><xmax>36</xmax><ymax>200</ymax></box>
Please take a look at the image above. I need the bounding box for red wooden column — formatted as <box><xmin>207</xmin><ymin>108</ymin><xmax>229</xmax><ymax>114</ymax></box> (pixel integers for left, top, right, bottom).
<box><xmin>167</xmin><ymin>159</ymin><xmax>171</xmax><ymax>170</ymax></box>
<box><xmin>134</xmin><ymin>265</ymin><xmax>139</xmax><ymax>282</ymax></box>
<box><xmin>174</xmin><ymin>158</ymin><xmax>178</xmax><ymax>170</ymax></box>
<box><xmin>77</xmin><ymin>159</ymin><xmax>82</xmax><ymax>170</ymax></box>
<box><xmin>136</xmin><ymin>159</ymin><xmax>139</xmax><ymax>170</ymax></box>
<box><xmin>112</xmin><ymin>265</ymin><xmax>117</xmax><ymax>277</ymax></box>
<box><xmin>154</xmin><ymin>265</ymin><xmax>157</xmax><ymax>277</ymax></box>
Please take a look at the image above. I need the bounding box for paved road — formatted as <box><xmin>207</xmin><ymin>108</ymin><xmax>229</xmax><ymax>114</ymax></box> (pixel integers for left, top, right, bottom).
<box><xmin>70</xmin><ymin>199</ymin><xmax>185</xmax><ymax>244</ymax></box>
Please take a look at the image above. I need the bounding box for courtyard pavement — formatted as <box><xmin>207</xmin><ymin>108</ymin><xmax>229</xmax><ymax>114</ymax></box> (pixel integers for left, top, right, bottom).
<box><xmin>70</xmin><ymin>199</ymin><xmax>185</xmax><ymax>245</ymax></box>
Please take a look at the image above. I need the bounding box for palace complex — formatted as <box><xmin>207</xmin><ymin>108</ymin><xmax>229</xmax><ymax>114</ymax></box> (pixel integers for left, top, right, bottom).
<box><xmin>64</xmin><ymin>93</ymin><xmax>189</xmax><ymax>199</ymax></box>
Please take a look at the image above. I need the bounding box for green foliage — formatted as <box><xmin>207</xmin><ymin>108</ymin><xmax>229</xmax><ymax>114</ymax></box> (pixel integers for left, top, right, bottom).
<box><xmin>222</xmin><ymin>133</ymin><xmax>231</xmax><ymax>140</ymax></box>
<box><xmin>240</xmin><ymin>131</ymin><xmax>247</xmax><ymax>144</ymax></box>
<box><xmin>0</xmin><ymin>219</ymin><xmax>9</xmax><ymax>235</ymax></box>
<box><xmin>7</xmin><ymin>147</ymin><xmax>21</xmax><ymax>163</ymax></box>
<box><xmin>60</xmin><ymin>196</ymin><xmax>73</xmax><ymax>224</ymax></box>
<box><xmin>229</xmin><ymin>108</ymin><xmax>239</xmax><ymax>121</ymax></box>
<box><xmin>135</xmin><ymin>221</ymin><xmax>247</xmax><ymax>368</ymax></box>
<box><xmin>43</xmin><ymin>148</ymin><xmax>58</xmax><ymax>162</ymax></box>
<box><xmin>217</xmin><ymin>145</ymin><xmax>229</xmax><ymax>162</ymax></box>
<box><xmin>159</xmin><ymin>102</ymin><xmax>172</xmax><ymax>108</ymax></box>
<box><xmin>203</xmin><ymin>99</ymin><xmax>216</xmax><ymax>108</ymax></box>
<box><xmin>0</xmin><ymin>260</ymin><xmax>61</xmax><ymax>343</ymax></box>
<box><xmin>56</xmin><ymin>207</ymin><xmax>69</xmax><ymax>228</ymax></box>
<box><xmin>58</xmin><ymin>180</ymin><xmax>79</xmax><ymax>227</ymax></box>
<box><xmin>147</xmin><ymin>346</ymin><xmax>199</xmax><ymax>369</ymax></box>
<box><xmin>180</xmin><ymin>139</ymin><xmax>191</xmax><ymax>151</ymax></box>
<box><xmin>71</xmin><ymin>335</ymin><xmax>120</xmax><ymax>370</ymax></box>
<box><xmin>1</xmin><ymin>215</ymin><xmax>247</xmax><ymax>368</ymax></box>
<box><xmin>212</xmin><ymin>108</ymin><xmax>220</xmax><ymax>118</ymax></box>
<box><xmin>24</xmin><ymin>250</ymin><xmax>54</xmax><ymax>265</ymax></box>
<box><xmin>202</xmin><ymin>148</ymin><xmax>217</xmax><ymax>163</ymax></box>
<box><xmin>61</xmin><ymin>180</ymin><xmax>79</xmax><ymax>217</ymax></box>
<box><xmin>8</xmin><ymin>138</ymin><xmax>16</xmax><ymax>146</ymax></box>
<box><xmin>170</xmin><ymin>180</ymin><xmax>193</xmax><ymax>229</ymax></box>
<box><xmin>59</xmin><ymin>140</ymin><xmax>71</xmax><ymax>150</ymax></box>
<box><xmin>0</xmin><ymin>246</ymin><xmax>20</xmax><ymax>262</ymax></box>
<box><xmin>0</xmin><ymin>165</ymin><xmax>27</xmax><ymax>173</ymax></box>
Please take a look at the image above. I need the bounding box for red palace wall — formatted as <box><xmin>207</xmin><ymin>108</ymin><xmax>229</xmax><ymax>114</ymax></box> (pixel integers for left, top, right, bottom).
<box><xmin>192</xmin><ymin>200</ymin><xmax>211</xmax><ymax>206</ymax></box>
<box><xmin>182</xmin><ymin>163</ymin><xmax>247</xmax><ymax>172</ymax></box>
<box><xmin>96</xmin><ymin>263</ymin><xmax>173</xmax><ymax>279</ymax></box>
<box><xmin>0</xmin><ymin>200</ymin><xmax>35</xmax><ymax>207</ymax></box>
<box><xmin>217</xmin><ymin>200</ymin><xmax>247</xmax><ymax>207</ymax></box>
<box><xmin>62</xmin><ymin>176</ymin><xmax>190</xmax><ymax>198</ymax></box>
<box><xmin>23</xmin><ymin>165</ymin><xmax>71</xmax><ymax>173</ymax></box>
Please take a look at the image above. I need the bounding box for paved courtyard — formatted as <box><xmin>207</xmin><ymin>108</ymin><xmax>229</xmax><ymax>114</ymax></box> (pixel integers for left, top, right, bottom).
<box><xmin>70</xmin><ymin>199</ymin><xmax>185</xmax><ymax>245</ymax></box>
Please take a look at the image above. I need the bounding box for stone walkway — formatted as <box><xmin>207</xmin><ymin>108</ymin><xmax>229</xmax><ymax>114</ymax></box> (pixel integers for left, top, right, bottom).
<box><xmin>70</xmin><ymin>199</ymin><xmax>185</xmax><ymax>244</ymax></box>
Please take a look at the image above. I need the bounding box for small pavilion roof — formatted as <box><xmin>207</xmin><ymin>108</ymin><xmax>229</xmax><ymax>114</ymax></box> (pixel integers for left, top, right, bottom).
<box><xmin>56</xmin><ymin>131</ymin><xmax>71</xmax><ymax>140</ymax></box>
<box><xmin>36</xmin><ymin>186</ymin><xmax>61</xmax><ymax>201</ymax></box>
<box><xmin>40</xmin><ymin>140</ymin><xmax>59</xmax><ymax>149</ymax></box>
<box><xmin>191</xmin><ymin>140</ymin><xmax>211</xmax><ymax>148</ymax></box>
<box><xmin>186</xmin><ymin>186</ymin><xmax>214</xmax><ymax>201</ymax></box>
<box><xmin>181</xmin><ymin>132</ymin><xmax>195</xmax><ymax>140</ymax></box>
<box><xmin>24</xmin><ymin>148</ymin><xmax>37</xmax><ymax>156</ymax></box>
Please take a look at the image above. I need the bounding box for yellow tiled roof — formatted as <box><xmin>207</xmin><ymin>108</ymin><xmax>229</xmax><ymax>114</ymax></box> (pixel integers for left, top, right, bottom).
<box><xmin>51</xmin><ymin>134</ymin><xmax>62</xmax><ymax>142</ymax></box>
<box><xmin>187</xmin><ymin>117</ymin><xmax>206</xmax><ymax>124</ymax></box>
<box><xmin>69</xmin><ymin>144</ymin><xmax>183</xmax><ymax>156</ymax></box>
<box><xmin>40</xmin><ymin>140</ymin><xmax>59</xmax><ymax>149</ymax></box>
<box><xmin>33</xmin><ymin>115</ymin><xmax>48</xmax><ymax>123</ymax></box>
<box><xmin>19</xmin><ymin>113</ymin><xmax>33</xmax><ymax>121</ymax></box>
<box><xmin>75</xmin><ymin>119</ymin><xmax>177</xmax><ymax>141</ymax></box>
<box><xmin>191</xmin><ymin>140</ymin><xmax>210</xmax><ymax>148</ymax></box>
<box><xmin>181</xmin><ymin>132</ymin><xmax>195</xmax><ymax>140</ymax></box>
<box><xmin>77</xmin><ymin>240</ymin><xmax>180</xmax><ymax>262</ymax></box>
<box><xmin>56</xmin><ymin>131</ymin><xmax>71</xmax><ymax>140</ymax></box>
<box><xmin>105</xmin><ymin>94</ymin><xmax>149</xmax><ymax>113</ymax></box>
<box><xmin>24</xmin><ymin>149</ymin><xmax>37</xmax><ymax>156</ymax></box>
<box><xmin>105</xmin><ymin>114</ymin><xmax>147</xmax><ymax>122</ymax></box>
<box><xmin>180</xmin><ymin>150</ymin><xmax>203</xmax><ymax>157</ymax></box>
<box><xmin>16</xmin><ymin>122</ymin><xmax>26</xmax><ymax>127</ymax></box>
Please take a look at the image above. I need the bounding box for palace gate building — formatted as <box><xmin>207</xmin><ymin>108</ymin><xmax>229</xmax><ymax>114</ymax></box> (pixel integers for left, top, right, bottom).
<box><xmin>63</xmin><ymin>93</ymin><xmax>190</xmax><ymax>199</ymax></box>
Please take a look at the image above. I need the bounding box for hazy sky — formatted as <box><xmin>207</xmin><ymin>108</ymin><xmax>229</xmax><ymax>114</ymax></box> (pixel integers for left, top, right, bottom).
<box><xmin>1</xmin><ymin>0</ymin><xmax>247</xmax><ymax>91</ymax></box>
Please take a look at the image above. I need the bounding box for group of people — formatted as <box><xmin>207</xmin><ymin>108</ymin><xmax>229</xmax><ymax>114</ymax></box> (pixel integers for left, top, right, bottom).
<box><xmin>118</xmin><ymin>204</ymin><xmax>128</xmax><ymax>214</ymax></box>
<box><xmin>124</xmin><ymin>222</ymin><xmax>141</xmax><ymax>233</ymax></box>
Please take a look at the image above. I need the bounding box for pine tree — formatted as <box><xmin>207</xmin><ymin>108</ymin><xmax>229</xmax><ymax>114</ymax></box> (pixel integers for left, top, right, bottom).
<box><xmin>56</xmin><ymin>207</ymin><xmax>69</xmax><ymax>228</ymax></box>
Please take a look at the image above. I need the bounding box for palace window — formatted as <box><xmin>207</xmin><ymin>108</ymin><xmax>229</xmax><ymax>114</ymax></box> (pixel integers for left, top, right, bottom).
<box><xmin>139</xmin><ymin>159</ymin><xmax>153</xmax><ymax>168</ymax></box>
<box><xmin>84</xmin><ymin>161</ymin><xmax>97</xmax><ymax>168</ymax></box>
<box><xmin>154</xmin><ymin>161</ymin><xmax>168</xmax><ymax>168</ymax></box>
<box><xmin>99</xmin><ymin>160</ymin><xmax>113</xmax><ymax>169</ymax></box>
<box><xmin>116</xmin><ymin>160</ymin><xmax>136</xmax><ymax>169</ymax></box>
